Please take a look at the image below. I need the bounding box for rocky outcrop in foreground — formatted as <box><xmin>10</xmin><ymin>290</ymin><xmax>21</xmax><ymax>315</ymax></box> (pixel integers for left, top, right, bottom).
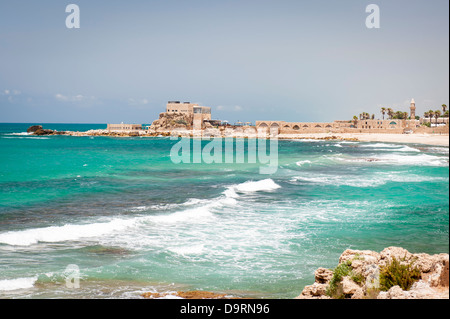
<box><xmin>297</xmin><ymin>247</ymin><xmax>449</xmax><ymax>299</ymax></box>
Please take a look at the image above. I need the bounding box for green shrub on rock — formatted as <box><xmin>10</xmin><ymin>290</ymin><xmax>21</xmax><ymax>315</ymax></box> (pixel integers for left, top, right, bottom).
<box><xmin>379</xmin><ymin>256</ymin><xmax>421</xmax><ymax>291</ymax></box>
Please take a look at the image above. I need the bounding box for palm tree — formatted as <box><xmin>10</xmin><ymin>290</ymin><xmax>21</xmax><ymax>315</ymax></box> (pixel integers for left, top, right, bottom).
<box><xmin>434</xmin><ymin>110</ymin><xmax>441</xmax><ymax>125</ymax></box>
<box><xmin>352</xmin><ymin>115</ymin><xmax>358</xmax><ymax>127</ymax></box>
<box><xmin>424</xmin><ymin>112</ymin><xmax>430</xmax><ymax>126</ymax></box>
<box><xmin>381</xmin><ymin>107</ymin><xmax>386</xmax><ymax>120</ymax></box>
<box><xmin>387</xmin><ymin>108</ymin><xmax>394</xmax><ymax>120</ymax></box>
<box><xmin>442</xmin><ymin>104</ymin><xmax>447</xmax><ymax>114</ymax></box>
<box><xmin>428</xmin><ymin>110</ymin><xmax>435</xmax><ymax>125</ymax></box>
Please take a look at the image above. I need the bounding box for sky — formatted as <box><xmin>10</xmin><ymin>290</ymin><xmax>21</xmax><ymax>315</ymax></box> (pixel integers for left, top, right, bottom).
<box><xmin>0</xmin><ymin>0</ymin><xmax>448</xmax><ymax>124</ymax></box>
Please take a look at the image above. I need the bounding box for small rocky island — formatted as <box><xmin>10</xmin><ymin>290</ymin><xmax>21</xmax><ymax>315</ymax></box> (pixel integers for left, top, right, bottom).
<box><xmin>26</xmin><ymin>125</ymin><xmax>67</xmax><ymax>136</ymax></box>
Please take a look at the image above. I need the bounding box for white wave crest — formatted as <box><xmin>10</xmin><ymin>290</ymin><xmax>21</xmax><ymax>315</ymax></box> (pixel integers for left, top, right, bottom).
<box><xmin>0</xmin><ymin>218</ymin><xmax>140</xmax><ymax>246</ymax></box>
<box><xmin>0</xmin><ymin>276</ymin><xmax>37</xmax><ymax>291</ymax></box>
<box><xmin>168</xmin><ymin>244</ymin><xmax>204</xmax><ymax>256</ymax></box>
<box><xmin>291</xmin><ymin>172</ymin><xmax>448</xmax><ymax>187</ymax></box>
<box><xmin>2</xmin><ymin>136</ymin><xmax>50</xmax><ymax>139</ymax></box>
<box><xmin>296</xmin><ymin>160</ymin><xmax>312</xmax><ymax>166</ymax></box>
<box><xmin>0</xmin><ymin>179</ymin><xmax>280</xmax><ymax>247</ymax></box>
<box><xmin>371</xmin><ymin>153</ymin><xmax>447</xmax><ymax>166</ymax></box>
<box><xmin>232</xmin><ymin>179</ymin><xmax>281</xmax><ymax>193</ymax></box>
<box><xmin>360</xmin><ymin>143</ymin><xmax>420</xmax><ymax>152</ymax></box>
<box><xmin>335</xmin><ymin>152</ymin><xmax>447</xmax><ymax>167</ymax></box>
<box><xmin>8</xmin><ymin>132</ymin><xmax>33</xmax><ymax>136</ymax></box>
<box><xmin>148</xmin><ymin>206</ymin><xmax>214</xmax><ymax>224</ymax></box>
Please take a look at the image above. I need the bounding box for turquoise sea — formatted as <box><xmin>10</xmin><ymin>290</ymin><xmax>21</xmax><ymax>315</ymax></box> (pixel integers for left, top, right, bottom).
<box><xmin>0</xmin><ymin>123</ymin><xmax>448</xmax><ymax>298</ymax></box>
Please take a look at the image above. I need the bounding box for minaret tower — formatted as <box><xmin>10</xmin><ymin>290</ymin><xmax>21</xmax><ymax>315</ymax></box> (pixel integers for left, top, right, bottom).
<box><xmin>410</xmin><ymin>98</ymin><xmax>416</xmax><ymax>120</ymax></box>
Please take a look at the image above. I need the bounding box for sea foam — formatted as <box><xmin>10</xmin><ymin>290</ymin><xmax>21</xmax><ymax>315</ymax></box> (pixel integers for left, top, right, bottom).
<box><xmin>231</xmin><ymin>179</ymin><xmax>281</xmax><ymax>193</ymax></box>
<box><xmin>0</xmin><ymin>218</ymin><xmax>139</xmax><ymax>246</ymax></box>
<box><xmin>291</xmin><ymin>172</ymin><xmax>448</xmax><ymax>187</ymax></box>
<box><xmin>0</xmin><ymin>179</ymin><xmax>281</xmax><ymax>247</ymax></box>
<box><xmin>360</xmin><ymin>143</ymin><xmax>421</xmax><ymax>152</ymax></box>
<box><xmin>296</xmin><ymin>160</ymin><xmax>312</xmax><ymax>166</ymax></box>
<box><xmin>0</xmin><ymin>276</ymin><xmax>37</xmax><ymax>291</ymax></box>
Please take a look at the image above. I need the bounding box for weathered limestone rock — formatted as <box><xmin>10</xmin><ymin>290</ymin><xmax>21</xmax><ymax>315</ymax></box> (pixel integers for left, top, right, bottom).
<box><xmin>379</xmin><ymin>246</ymin><xmax>414</xmax><ymax>267</ymax></box>
<box><xmin>296</xmin><ymin>267</ymin><xmax>333</xmax><ymax>299</ymax></box>
<box><xmin>377</xmin><ymin>285</ymin><xmax>407</xmax><ymax>299</ymax></box>
<box><xmin>314</xmin><ymin>267</ymin><xmax>333</xmax><ymax>284</ymax></box>
<box><xmin>341</xmin><ymin>276</ymin><xmax>361</xmax><ymax>296</ymax></box>
<box><xmin>27</xmin><ymin>125</ymin><xmax>43</xmax><ymax>133</ymax></box>
<box><xmin>150</xmin><ymin>112</ymin><xmax>193</xmax><ymax>132</ymax></box>
<box><xmin>34</xmin><ymin>129</ymin><xmax>54</xmax><ymax>135</ymax></box>
<box><xmin>421</xmin><ymin>254</ymin><xmax>449</xmax><ymax>288</ymax></box>
<box><xmin>295</xmin><ymin>283</ymin><xmax>330</xmax><ymax>299</ymax></box>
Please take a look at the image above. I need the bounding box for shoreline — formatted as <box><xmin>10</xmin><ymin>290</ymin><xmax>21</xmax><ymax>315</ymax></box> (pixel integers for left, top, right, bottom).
<box><xmin>277</xmin><ymin>133</ymin><xmax>449</xmax><ymax>146</ymax></box>
<box><xmin>30</xmin><ymin>128</ymin><xmax>449</xmax><ymax>147</ymax></box>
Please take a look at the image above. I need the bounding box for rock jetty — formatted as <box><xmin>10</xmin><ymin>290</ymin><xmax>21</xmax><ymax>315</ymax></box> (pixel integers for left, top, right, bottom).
<box><xmin>297</xmin><ymin>247</ymin><xmax>449</xmax><ymax>299</ymax></box>
<box><xmin>26</xmin><ymin>125</ymin><xmax>359</xmax><ymax>141</ymax></box>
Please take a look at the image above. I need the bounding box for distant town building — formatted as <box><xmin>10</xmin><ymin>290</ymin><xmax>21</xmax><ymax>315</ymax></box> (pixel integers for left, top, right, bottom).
<box><xmin>107</xmin><ymin>123</ymin><xmax>142</xmax><ymax>131</ymax></box>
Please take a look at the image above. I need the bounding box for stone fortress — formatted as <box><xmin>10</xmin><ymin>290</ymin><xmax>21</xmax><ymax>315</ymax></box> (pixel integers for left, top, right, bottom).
<box><xmin>166</xmin><ymin>101</ymin><xmax>212</xmax><ymax>130</ymax></box>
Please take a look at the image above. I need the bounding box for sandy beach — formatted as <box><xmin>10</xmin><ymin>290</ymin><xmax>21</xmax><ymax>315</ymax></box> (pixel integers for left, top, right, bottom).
<box><xmin>278</xmin><ymin>133</ymin><xmax>449</xmax><ymax>146</ymax></box>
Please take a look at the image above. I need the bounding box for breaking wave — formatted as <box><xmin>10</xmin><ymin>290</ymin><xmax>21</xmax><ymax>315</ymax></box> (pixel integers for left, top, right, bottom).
<box><xmin>0</xmin><ymin>179</ymin><xmax>281</xmax><ymax>247</ymax></box>
<box><xmin>291</xmin><ymin>172</ymin><xmax>448</xmax><ymax>187</ymax></box>
<box><xmin>0</xmin><ymin>276</ymin><xmax>37</xmax><ymax>291</ymax></box>
<box><xmin>334</xmin><ymin>153</ymin><xmax>448</xmax><ymax>166</ymax></box>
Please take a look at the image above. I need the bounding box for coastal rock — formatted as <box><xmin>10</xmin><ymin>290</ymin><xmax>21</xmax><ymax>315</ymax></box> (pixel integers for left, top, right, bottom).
<box><xmin>295</xmin><ymin>283</ymin><xmax>330</xmax><ymax>299</ymax></box>
<box><xmin>377</xmin><ymin>280</ymin><xmax>449</xmax><ymax>299</ymax></box>
<box><xmin>27</xmin><ymin>125</ymin><xmax>43</xmax><ymax>133</ymax></box>
<box><xmin>421</xmin><ymin>254</ymin><xmax>449</xmax><ymax>288</ymax></box>
<box><xmin>379</xmin><ymin>246</ymin><xmax>414</xmax><ymax>267</ymax></box>
<box><xmin>34</xmin><ymin>129</ymin><xmax>54</xmax><ymax>135</ymax></box>
<box><xmin>340</xmin><ymin>276</ymin><xmax>365</xmax><ymax>299</ymax></box>
<box><xmin>298</xmin><ymin>247</ymin><xmax>449</xmax><ymax>299</ymax></box>
<box><xmin>377</xmin><ymin>285</ymin><xmax>406</xmax><ymax>299</ymax></box>
<box><xmin>150</xmin><ymin>112</ymin><xmax>193</xmax><ymax>132</ymax></box>
<box><xmin>314</xmin><ymin>267</ymin><xmax>333</xmax><ymax>284</ymax></box>
<box><xmin>296</xmin><ymin>267</ymin><xmax>334</xmax><ymax>299</ymax></box>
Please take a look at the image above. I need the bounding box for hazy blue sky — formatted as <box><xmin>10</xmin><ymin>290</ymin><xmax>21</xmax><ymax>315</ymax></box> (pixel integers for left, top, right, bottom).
<box><xmin>0</xmin><ymin>0</ymin><xmax>448</xmax><ymax>124</ymax></box>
